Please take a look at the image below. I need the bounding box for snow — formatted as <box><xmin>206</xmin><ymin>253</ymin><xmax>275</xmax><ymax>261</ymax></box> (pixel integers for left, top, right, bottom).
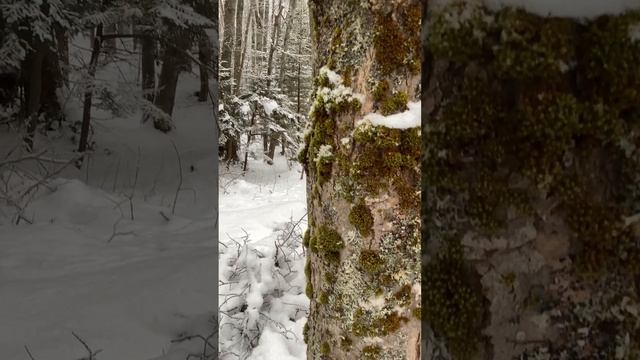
<box><xmin>433</xmin><ymin>0</ymin><xmax>640</xmax><ymax>18</ymax></box>
<box><xmin>263</xmin><ymin>99</ymin><xmax>279</xmax><ymax>116</ymax></box>
<box><xmin>314</xmin><ymin>144</ymin><xmax>333</xmax><ymax>161</ymax></box>
<box><xmin>219</xmin><ymin>149</ymin><xmax>308</xmax><ymax>360</ymax></box>
<box><xmin>319</xmin><ymin>66</ymin><xmax>342</xmax><ymax>86</ymax></box>
<box><xmin>359</xmin><ymin>101</ymin><xmax>421</xmax><ymax>130</ymax></box>
<box><xmin>0</xmin><ymin>35</ymin><xmax>216</xmax><ymax>360</ymax></box>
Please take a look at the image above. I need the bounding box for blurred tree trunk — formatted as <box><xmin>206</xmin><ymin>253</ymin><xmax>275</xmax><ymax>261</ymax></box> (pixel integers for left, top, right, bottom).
<box><xmin>22</xmin><ymin>40</ymin><xmax>46</xmax><ymax>152</ymax></box>
<box><xmin>423</xmin><ymin>2</ymin><xmax>640</xmax><ymax>359</ymax></box>
<box><xmin>153</xmin><ymin>27</ymin><xmax>191</xmax><ymax>132</ymax></box>
<box><xmin>78</xmin><ymin>24</ymin><xmax>103</xmax><ymax>153</ymax></box>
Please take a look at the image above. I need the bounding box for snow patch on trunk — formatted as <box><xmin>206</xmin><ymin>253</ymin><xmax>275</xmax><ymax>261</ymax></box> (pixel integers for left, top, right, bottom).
<box><xmin>358</xmin><ymin>101</ymin><xmax>421</xmax><ymax>130</ymax></box>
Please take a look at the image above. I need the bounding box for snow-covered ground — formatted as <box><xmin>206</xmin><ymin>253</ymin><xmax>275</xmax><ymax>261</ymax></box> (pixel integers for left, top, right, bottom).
<box><xmin>218</xmin><ymin>149</ymin><xmax>308</xmax><ymax>360</ymax></box>
<box><xmin>0</xmin><ymin>38</ymin><xmax>217</xmax><ymax>360</ymax></box>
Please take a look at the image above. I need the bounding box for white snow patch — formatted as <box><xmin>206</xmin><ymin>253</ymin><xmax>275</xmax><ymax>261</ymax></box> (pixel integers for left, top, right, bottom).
<box><xmin>264</xmin><ymin>99</ymin><xmax>279</xmax><ymax>116</ymax></box>
<box><xmin>359</xmin><ymin>101</ymin><xmax>421</xmax><ymax>130</ymax></box>
<box><xmin>241</xmin><ymin>102</ymin><xmax>251</xmax><ymax>115</ymax></box>
<box><xmin>314</xmin><ymin>144</ymin><xmax>333</xmax><ymax>162</ymax></box>
<box><xmin>319</xmin><ymin>66</ymin><xmax>343</xmax><ymax>86</ymax></box>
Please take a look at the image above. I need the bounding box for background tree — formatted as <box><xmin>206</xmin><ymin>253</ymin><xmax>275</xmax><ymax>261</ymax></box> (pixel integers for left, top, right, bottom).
<box><xmin>218</xmin><ymin>0</ymin><xmax>311</xmax><ymax>168</ymax></box>
<box><xmin>298</xmin><ymin>1</ymin><xmax>421</xmax><ymax>359</ymax></box>
<box><xmin>423</xmin><ymin>2</ymin><xmax>640</xmax><ymax>358</ymax></box>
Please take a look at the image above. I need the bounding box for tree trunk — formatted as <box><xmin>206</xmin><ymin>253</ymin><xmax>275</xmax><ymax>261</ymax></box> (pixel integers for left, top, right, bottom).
<box><xmin>296</xmin><ymin>35</ymin><xmax>301</xmax><ymax>114</ymax></box>
<box><xmin>302</xmin><ymin>1</ymin><xmax>422</xmax><ymax>359</ymax></box>
<box><xmin>22</xmin><ymin>41</ymin><xmax>46</xmax><ymax>152</ymax></box>
<box><xmin>103</xmin><ymin>23</ymin><xmax>117</xmax><ymax>60</ymax></box>
<box><xmin>221</xmin><ymin>0</ymin><xmax>236</xmax><ymax>95</ymax></box>
<box><xmin>224</xmin><ymin>135</ymin><xmax>239</xmax><ymax>163</ymax></box>
<box><xmin>232</xmin><ymin>0</ymin><xmax>244</xmax><ymax>94</ymax></box>
<box><xmin>198</xmin><ymin>30</ymin><xmax>212</xmax><ymax>102</ymax></box>
<box><xmin>55</xmin><ymin>25</ymin><xmax>69</xmax><ymax>87</ymax></box>
<box><xmin>423</xmin><ymin>3</ymin><xmax>640</xmax><ymax>359</ymax></box>
<box><xmin>262</xmin><ymin>132</ymin><xmax>268</xmax><ymax>153</ymax></box>
<box><xmin>141</xmin><ymin>34</ymin><xmax>156</xmax><ymax>102</ymax></box>
<box><xmin>236</xmin><ymin>9</ymin><xmax>252</xmax><ymax>95</ymax></box>
<box><xmin>278</xmin><ymin>0</ymin><xmax>296</xmax><ymax>88</ymax></box>
<box><xmin>78</xmin><ymin>24</ymin><xmax>103</xmax><ymax>153</ymax></box>
<box><xmin>266</xmin><ymin>132</ymin><xmax>277</xmax><ymax>164</ymax></box>
<box><xmin>40</xmin><ymin>34</ymin><xmax>64</xmax><ymax>129</ymax></box>
<box><xmin>265</xmin><ymin>0</ymin><xmax>283</xmax><ymax>90</ymax></box>
<box><xmin>280</xmin><ymin>134</ymin><xmax>286</xmax><ymax>155</ymax></box>
<box><xmin>153</xmin><ymin>27</ymin><xmax>191</xmax><ymax>132</ymax></box>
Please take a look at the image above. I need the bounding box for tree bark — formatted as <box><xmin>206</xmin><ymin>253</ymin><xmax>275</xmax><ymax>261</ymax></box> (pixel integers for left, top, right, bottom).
<box><xmin>141</xmin><ymin>34</ymin><xmax>156</xmax><ymax>102</ymax></box>
<box><xmin>78</xmin><ymin>24</ymin><xmax>103</xmax><ymax>153</ymax></box>
<box><xmin>302</xmin><ymin>1</ymin><xmax>422</xmax><ymax>359</ymax></box>
<box><xmin>153</xmin><ymin>27</ymin><xmax>191</xmax><ymax>132</ymax></box>
<box><xmin>423</xmin><ymin>3</ymin><xmax>640</xmax><ymax>359</ymax></box>
<box><xmin>265</xmin><ymin>0</ymin><xmax>283</xmax><ymax>90</ymax></box>
<box><xmin>278</xmin><ymin>0</ymin><xmax>296</xmax><ymax>88</ymax></box>
<box><xmin>221</xmin><ymin>0</ymin><xmax>236</xmax><ymax>95</ymax></box>
<box><xmin>198</xmin><ymin>30</ymin><xmax>212</xmax><ymax>102</ymax></box>
<box><xmin>22</xmin><ymin>41</ymin><xmax>46</xmax><ymax>152</ymax></box>
<box><xmin>232</xmin><ymin>0</ymin><xmax>244</xmax><ymax>94</ymax></box>
<box><xmin>224</xmin><ymin>134</ymin><xmax>240</xmax><ymax>163</ymax></box>
<box><xmin>265</xmin><ymin>132</ymin><xmax>277</xmax><ymax>164</ymax></box>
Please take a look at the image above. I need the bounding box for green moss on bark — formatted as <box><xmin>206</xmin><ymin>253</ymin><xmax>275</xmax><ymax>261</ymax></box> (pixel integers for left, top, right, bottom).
<box><xmin>348</xmin><ymin>201</ymin><xmax>374</xmax><ymax>237</ymax></box>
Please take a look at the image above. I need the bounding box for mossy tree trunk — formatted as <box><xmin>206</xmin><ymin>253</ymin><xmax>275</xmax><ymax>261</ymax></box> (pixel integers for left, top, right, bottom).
<box><xmin>301</xmin><ymin>1</ymin><xmax>422</xmax><ymax>359</ymax></box>
<box><xmin>424</xmin><ymin>3</ymin><xmax>640</xmax><ymax>359</ymax></box>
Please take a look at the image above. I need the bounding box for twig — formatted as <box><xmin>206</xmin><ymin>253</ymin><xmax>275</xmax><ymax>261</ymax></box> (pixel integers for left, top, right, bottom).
<box><xmin>24</xmin><ymin>345</ymin><xmax>36</xmax><ymax>360</ymax></box>
<box><xmin>170</xmin><ymin>141</ymin><xmax>183</xmax><ymax>215</ymax></box>
<box><xmin>71</xmin><ymin>331</ymin><xmax>102</xmax><ymax>360</ymax></box>
<box><xmin>126</xmin><ymin>147</ymin><xmax>142</xmax><ymax>220</ymax></box>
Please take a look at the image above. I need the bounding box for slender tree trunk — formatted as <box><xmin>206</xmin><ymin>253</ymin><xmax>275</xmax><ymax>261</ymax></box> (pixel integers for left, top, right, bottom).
<box><xmin>141</xmin><ymin>34</ymin><xmax>156</xmax><ymax>102</ymax></box>
<box><xmin>221</xmin><ymin>0</ymin><xmax>236</xmax><ymax>95</ymax></box>
<box><xmin>303</xmin><ymin>1</ymin><xmax>422</xmax><ymax>359</ymax></box>
<box><xmin>40</xmin><ymin>35</ymin><xmax>64</xmax><ymax>129</ymax></box>
<box><xmin>55</xmin><ymin>25</ymin><xmax>69</xmax><ymax>87</ymax></box>
<box><xmin>224</xmin><ymin>134</ymin><xmax>239</xmax><ymax>163</ymax></box>
<box><xmin>78</xmin><ymin>24</ymin><xmax>103</xmax><ymax>153</ymax></box>
<box><xmin>280</xmin><ymin>134</ymin><xmax>285</xmax><ymax>155</ymax></box>
<box><xmin>296</xmin><ymin>36</ymin><xmax>301</xmax><ymax>114</ymax></box>
<box><xmin>278</xmin><ymin>0</ymin><xmax>296</xmax><ymax>88</ymax></box>
<box><xmin>236</xmin><ymin>10</ymin><xmax>252</xmax><ymax>95</ymax></box>
<box><xmin>266</xmin><ymin>132</ymin><xmax>277</xmax><ymax>164</ymax></box>
<box><xmin>232</xmin><ymin>0</ymin><xmax>244</xmax><ymax>94</ymax></box>
<box><xmin>262</xmin><ymin>132</ymin><xmax>268</xmax><ymax>153</ymax></box>
<box><xmin>265</xmin><ymin>0</ymin><xmax>283</xmax><ymax>90</ymax></box>
<box><xmin>22</xmin><ymin>41</ymin><xmax>46</xmax><ymax>152</ymax></box>
<box><xmin>198</xmin><ymin>30</ymin><xmax>212</xmax><ymax>102</ymax></box>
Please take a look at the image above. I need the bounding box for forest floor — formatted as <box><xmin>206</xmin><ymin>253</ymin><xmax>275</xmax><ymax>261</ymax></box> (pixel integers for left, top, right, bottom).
<box><xmin>218</xmin><ymin>147</ymin><xmax>308</xmax><ymax>360</ymax></box>
<box><xmin>0</xmin><ymin>38</ymin><xmax>217</xmax><ymax>359</ymax></box>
